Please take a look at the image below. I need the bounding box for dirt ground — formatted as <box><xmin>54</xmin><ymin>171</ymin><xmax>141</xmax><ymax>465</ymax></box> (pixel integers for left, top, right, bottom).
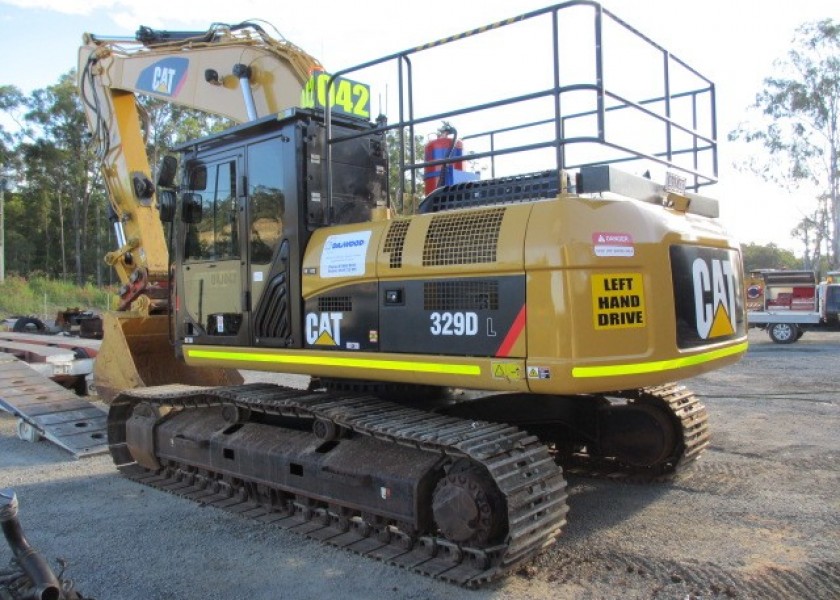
<box><xmin>1</xmin><ymin>329</ymin><xmax>838</xmax><ymax>599</ymax></box>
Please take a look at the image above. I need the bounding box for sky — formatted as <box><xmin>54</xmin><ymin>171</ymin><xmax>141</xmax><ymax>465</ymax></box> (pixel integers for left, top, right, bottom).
<box><xmin>0</xmin><ymin>0</ymin><xmax>838</xmax><ymax>254</ymax></box>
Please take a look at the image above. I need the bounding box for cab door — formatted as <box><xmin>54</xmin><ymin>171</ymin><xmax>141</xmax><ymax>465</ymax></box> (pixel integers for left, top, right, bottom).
<box><xmin>245</xmin><ymin>135</ymin><xmax>294</xmax><ymax>347</ymax></box>
<box><xmin>179</xmin><ymin>152</ymin><xmax>248</xmax><ymax>346</ymax></box>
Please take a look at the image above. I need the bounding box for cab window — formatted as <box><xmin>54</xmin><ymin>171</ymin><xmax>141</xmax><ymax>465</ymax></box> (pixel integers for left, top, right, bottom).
<box><xmin>247</xmin><ymin>138</ymin><xmax>286</xmax><ymax>264</ymax></box>
<box><xmin>185</xmin><ymin>160</ymin><xmax>238</xmax><ymax>261</ymax></box>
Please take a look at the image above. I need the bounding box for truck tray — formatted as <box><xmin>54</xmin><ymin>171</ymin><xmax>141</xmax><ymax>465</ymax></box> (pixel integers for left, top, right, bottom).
<box><xmin>746</xmin><ymin>311</ymin><xmax>821</xmax><ymax>325</ymax></box>
<box><xmin>0</xmin><ymin>352</ymin><xmax>107</xmax><ymax>458</ymax></box>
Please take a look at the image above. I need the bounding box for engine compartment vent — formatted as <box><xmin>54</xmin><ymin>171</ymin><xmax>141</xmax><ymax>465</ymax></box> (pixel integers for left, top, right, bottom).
<box><xmin>422</xmin><ymin>208</ymin><xmax>505</xmax><ymax>267</ymax></box>
<box><xmin>424</xmin><ymin>280</ymin><xmax>499</xmax><ymax>311</ymax></box>
<box><xmin>383</xmin><ymin>219</ymin><xmax>411</xmax><ymax>268</ymax></box>
<box><xmin>318</xmin><ymin>296</ymin><xmax>353</xmax><ymax>312</ymax></box>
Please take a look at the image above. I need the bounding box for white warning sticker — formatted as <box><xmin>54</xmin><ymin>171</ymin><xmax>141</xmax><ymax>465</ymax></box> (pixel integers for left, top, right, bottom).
<box><xmin>527</xmin><ymin>366</ymin><xmax>551</xmax><ymax>379</ymax></box>
<box><xmin>593</xmin><ymin>231</ymin><xmax>635</xmax><ymax>257</ymax></box>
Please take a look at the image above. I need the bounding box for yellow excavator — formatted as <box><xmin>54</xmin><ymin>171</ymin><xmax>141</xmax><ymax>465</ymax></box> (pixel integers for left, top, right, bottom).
<box><xmin>78</xmin><ymin>3</ymin><xmax>747</xmax><ymax>586</ymax></box>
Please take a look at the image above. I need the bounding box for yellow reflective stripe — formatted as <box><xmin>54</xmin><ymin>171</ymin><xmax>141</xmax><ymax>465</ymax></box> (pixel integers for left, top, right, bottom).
<box><xmin>572</xmin><ymin>342</ymin><xmax>749</xmax><ymax>378</ymax></box>
<box><xmin>186</xmin><ymin>349</ymin><xmax>481</xmax><ymax>376</ymax></box>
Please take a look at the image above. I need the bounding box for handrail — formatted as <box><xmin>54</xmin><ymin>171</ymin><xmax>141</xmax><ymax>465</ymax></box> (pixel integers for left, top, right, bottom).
<box><xmin>323</xmin><ymin>0</ymin><xmax>718</xmax><ymax>215</ymax></box>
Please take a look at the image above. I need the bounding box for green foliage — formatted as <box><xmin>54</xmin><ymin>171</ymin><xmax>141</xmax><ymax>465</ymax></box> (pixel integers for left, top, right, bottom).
<box><xmin>0</xmin><ymin>276</ymin><xmax>114</xmax><ymax>318</ymax></box>
<box><xmin>16</xmin><ymin>70</ymin><xmax>101</xmax><ymax>284</ymax></box>
<box><xmin>741</xmin><ymin>242</ymin><xmax>801</xmax><ymax>273</ymax></box>
<box><xmin>386</xmin><ymin>128</ymin><xmax>425</xmax><ymax>214</ymax></box>
<box><xmin>0</xmin><ymin>69</ymin><xmax>238</xmax><ymax>286</ymax></box>
<box><xmin>0</xmin><ymin>84</ymin><xmax>25</xmax><ymax>167</ymax></box>
<box><xmin>730</xmin><ymin>19</ymin><xmax>840</xmax><ymax>268</ymax></box>
<box><xmin>139</xmin><ymin>96</ymin><xmax>234</xmax><ymax>176</ymax></box>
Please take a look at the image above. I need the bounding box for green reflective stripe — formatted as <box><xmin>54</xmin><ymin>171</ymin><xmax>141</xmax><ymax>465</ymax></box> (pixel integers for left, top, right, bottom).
<box><xmin>572</xmin><ymin>342</ymin><xmax>749</xmax><ymax>378</ymax></box>
<box><xmin>186</xmin><ymin>349</ymin><xmax>481</xmax><ymax>376</ymax></box>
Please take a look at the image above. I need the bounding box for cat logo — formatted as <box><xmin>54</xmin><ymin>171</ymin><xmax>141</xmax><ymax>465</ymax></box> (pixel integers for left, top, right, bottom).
<box><xmin>305</xmin><ymin>312</ymin><xmax>343</xmax><ymax>346</ymax></box>
<box><xmin>692</xmin><ymin>257</ymin><xmax>737</xmax><ymax>340</ymax></box>
<box><xmin>152</xmin><ymin>67</ymin><xmax>178</xmax><ymax>94</ymax></box>
<box><xmin>136</xmin><ymin>57</ymin><xmax>188</xmax><ymax>98</ymax></box>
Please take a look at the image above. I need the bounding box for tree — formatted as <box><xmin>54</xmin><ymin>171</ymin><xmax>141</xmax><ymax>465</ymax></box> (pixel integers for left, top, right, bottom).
<box><xmin>741</xmin><ymin>242</ymin><xmax>801</xmax><ymax>274</ymax></box>
<box><xmin>138</xmin><ymin>96</ymin><xmax>233</xmax><ymax>179</ymax></box>
<box><xmin>730</xmin><ymin>19</ymin><xmax>840</xmax><ymax>268</ymax></box>
<box><xmin>0</xmin><ymin>70</ymin><xmax>240</xmax><ymax>286</ymax></box>
<box><xmin>0</xmin><ymin>85</ymin><xmax>25</xmax><ymax>170</ymax></box>
<box><xmin>25</xmin><ymin>71</ymin><xmax>100</xmax><ymax>286</ymax></box>
<box><xmin>790</xmin><ymin>198</ymin><xmax>831</xmax><ymax>270</ymax></box>
<box><xmin>386</xmin><ymin>128</ymin><xmax>425</xmax><ymax>214</ymax></box>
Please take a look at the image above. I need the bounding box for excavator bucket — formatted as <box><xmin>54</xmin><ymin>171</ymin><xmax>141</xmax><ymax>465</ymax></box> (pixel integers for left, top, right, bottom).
<box><xmin>93</xmin><ymin>312</ymin><xmax>243</xmax><ymax>403</ymax></box>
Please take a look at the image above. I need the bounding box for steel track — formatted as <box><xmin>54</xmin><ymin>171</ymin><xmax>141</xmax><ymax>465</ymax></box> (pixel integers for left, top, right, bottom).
<box><xmin>107</xmin><ymin>383</ymin><xmax>568</xmax><ymax>586</ymax></box>
<box><xmin>561</xmin><ymin>383</ymin><xmax>711</xmax><ymax>481</ymax></box>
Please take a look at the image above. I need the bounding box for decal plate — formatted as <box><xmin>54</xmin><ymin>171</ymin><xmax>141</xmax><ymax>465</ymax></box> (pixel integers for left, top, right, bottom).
<box><xmin>591</xmin><ymin>273</ymin><xmax>646</xmax><ymax>330</ymax></box>
<box><xmin>136</xmin><ymin>57</ymin><xmax>189</xmax><ymax>97</ymax></box>
<box><xmin>670</xmin><ymin>246</ymin><xmax>745</xmax><ymax>348</ymax></box>
<box><xmin>320</xmin><ymin>231</ymin><xmax>372</xmax><ymax>278</ymax></box>
<box><xmin>592</xmin><ymin>231</ymin><xmax>635</xmax><ymax>257</ymax></box>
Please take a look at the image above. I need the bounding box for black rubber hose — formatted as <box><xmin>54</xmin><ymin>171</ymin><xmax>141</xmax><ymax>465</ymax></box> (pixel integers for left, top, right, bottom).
<box><xmin>0</xmin><ymin>490</ymin><xmax>61</xmax><ymax>600</ymax></box>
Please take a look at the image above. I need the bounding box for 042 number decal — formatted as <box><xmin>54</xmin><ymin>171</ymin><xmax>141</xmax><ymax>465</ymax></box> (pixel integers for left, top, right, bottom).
<box><xmin>300</xmin><ymin>72</ymin><xmax>370</xmax><ymax>119</ymax></box>
<box><xmin>429</xmin><ymin>312</ymin><xmax>478</xmax><ymax>336</ymax></box>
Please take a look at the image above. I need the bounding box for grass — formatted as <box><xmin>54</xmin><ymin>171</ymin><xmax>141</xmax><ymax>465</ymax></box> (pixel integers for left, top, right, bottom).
<box><xmin>0</xmin><ymin>276</ymin><xmax>115</xmax><ymax>321</ymax></box>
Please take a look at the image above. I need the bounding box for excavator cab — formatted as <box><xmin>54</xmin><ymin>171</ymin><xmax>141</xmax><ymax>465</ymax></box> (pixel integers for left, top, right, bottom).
<box><xmin>164</xmin><ymin>109</ymin><xmax>386</xmax><ymax>350</ymax></box>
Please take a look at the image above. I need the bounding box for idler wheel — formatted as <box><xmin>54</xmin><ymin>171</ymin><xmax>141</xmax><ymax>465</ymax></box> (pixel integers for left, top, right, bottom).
<box><xmin>432</xmin><ymin>462</ymin><xmax>505</xmax><ymax>545</ymax></box>
<box><xmin>599</xmin><ymin>401</ymin><xmax>678</xmax><ymax>468</ymax></box>
<box><xmin>222</xmin><ymin>404</ymin><xmax>250</xmax><ymax>424</ymax></box>
<box><xmin>312</xmin><ymin>418</ymin><xmax>340</xmax><ymax>441</ymax></box>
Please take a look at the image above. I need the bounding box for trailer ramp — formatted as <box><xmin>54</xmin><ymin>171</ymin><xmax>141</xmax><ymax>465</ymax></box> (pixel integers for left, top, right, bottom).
<box><xmin>0</xmin><ymin>352</ymin><xmax>107</xmax><ymax>458</ymax></box>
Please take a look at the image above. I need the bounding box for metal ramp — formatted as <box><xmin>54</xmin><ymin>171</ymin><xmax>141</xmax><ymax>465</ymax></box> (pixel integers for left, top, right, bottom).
<box><xmin>0</xmin><ymin>332</ymin><xmax>98</xmax><ymax>392</ymax></box>
<box><xmin>0</xmin><ymin>330</ymin><xmax>101</xmax><ymax>357</ymax></box>
<box><xmin>0</xmin><ymin>352</ymin><xmax>107</xmax><ymax>458</ymax></box>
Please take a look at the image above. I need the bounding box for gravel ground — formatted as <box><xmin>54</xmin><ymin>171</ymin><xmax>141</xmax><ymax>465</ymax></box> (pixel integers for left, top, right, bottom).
<box><xmin>1</xmin><ymin>330</ymin><xmax>838</xmax><ymax>599</ymax></box>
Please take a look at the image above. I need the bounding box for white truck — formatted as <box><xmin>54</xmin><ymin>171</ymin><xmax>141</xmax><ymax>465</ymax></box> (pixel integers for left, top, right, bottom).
<box><xmin>747</xmin><ymin>270</ymin><xmax>840</xmax><ymax>343</ymax></box>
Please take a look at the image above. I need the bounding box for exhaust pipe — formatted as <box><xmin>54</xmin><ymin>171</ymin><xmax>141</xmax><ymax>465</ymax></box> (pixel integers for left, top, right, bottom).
<box><xmin>0</xmin><ymin>489</ymin><xmax>62</xmax><ymax>600</ymax></box>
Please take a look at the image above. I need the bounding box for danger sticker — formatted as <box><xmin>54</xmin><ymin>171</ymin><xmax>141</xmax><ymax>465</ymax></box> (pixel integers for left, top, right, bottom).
<box><xmin>592</xmin><ymin>273</ymin><xmax>646</xmax><ymax>329</ymax></box>
<box><xmin>593</xmin><ymin>231</ymin><xmax>634</xmax><ymax>257</ymax></box>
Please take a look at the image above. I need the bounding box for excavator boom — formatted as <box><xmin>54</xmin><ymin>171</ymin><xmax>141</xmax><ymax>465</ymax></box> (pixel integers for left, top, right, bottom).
<box><xmin>79</xmin><ymin>22</ymin><xmax>321</xmax><ymax>398</ymax></box>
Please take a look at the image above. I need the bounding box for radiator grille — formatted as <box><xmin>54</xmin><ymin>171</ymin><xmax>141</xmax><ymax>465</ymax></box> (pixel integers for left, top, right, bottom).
<box><xmin>424</xmin><ymin>280</ymin><xmax>499</xmax><ymax>311</ymax></box>
<box><xmin>422</xmin><ymin>208</ymin><xmax>505</xmax><ymax>266</ymax></box>
<box><xmin>383</xmin><ymin>219</ymin><xmax>411</xmax><ymax>268</ymax></box>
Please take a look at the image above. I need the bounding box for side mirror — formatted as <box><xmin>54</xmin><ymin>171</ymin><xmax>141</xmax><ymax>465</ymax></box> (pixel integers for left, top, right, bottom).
<box><xmin>157</xmin><ymin>155</ymin><xmax>178</xmax><ymax>188</ymax></box>
<box><xmin>182</xmin><ymin>192</ymin><xmax>203</xmax><ymax>224</ymax></box>
<box><xmin>158</xmin><ymin>190</ymin><xmax>176</xmax><ymax>222</ymax></box>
